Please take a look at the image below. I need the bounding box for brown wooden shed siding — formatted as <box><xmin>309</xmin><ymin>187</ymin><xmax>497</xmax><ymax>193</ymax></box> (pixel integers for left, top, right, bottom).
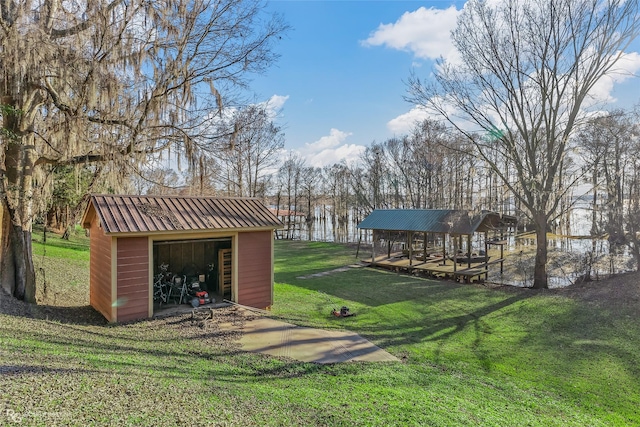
<box><xmin>237</xmin><ymin>231</ymin><xmax>273</xmax><ymax>309</ymax></box>
<box><xmin>89</xmin><ymin>218</ymin><xmax>113</xmax><ymax>321</ymax></box>
<box><xmin>116</xmin><ymin>237</ymin><xmax>149</xmax><ymax>322</ymax></box>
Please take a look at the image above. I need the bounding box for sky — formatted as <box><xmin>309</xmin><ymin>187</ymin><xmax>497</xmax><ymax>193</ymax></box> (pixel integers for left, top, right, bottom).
<box><xmin>248</xmin><ymin>0</ymin><xmax>640</xmax><ymax>168</ymax></box>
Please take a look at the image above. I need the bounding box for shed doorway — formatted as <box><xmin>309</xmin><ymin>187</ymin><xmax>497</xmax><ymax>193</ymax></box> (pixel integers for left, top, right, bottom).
<box><xmin>152</xmin><ymin>238</ymin><xmax>232</xmax><ymax>312</ymax></box>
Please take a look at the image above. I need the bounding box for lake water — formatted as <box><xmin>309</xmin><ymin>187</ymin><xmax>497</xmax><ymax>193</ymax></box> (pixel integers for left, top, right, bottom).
<box><xmin>276</xmin><ymin>204</ymin><xmax>635</xmax><ymax>287</ymax></box>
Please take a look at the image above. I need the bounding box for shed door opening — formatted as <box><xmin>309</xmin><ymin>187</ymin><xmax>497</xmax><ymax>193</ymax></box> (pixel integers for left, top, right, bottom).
<box><xmin>152</xmin><ymin>238</ymin><xmax>232</xmax><ymax>310</ymax></box>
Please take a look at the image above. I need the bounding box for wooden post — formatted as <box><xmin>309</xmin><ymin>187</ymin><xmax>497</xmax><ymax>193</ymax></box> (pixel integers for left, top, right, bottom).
<box><xmin>424</xmin><ymin>232</ymin><xmax>428</xmax><ymax>260</ymax></box>
<box><xmin>453</xmin><ymin>235</ymin><xmax>458</xmax><ymax>273</ymax></box>
<box><xmin>441</xmin><ymin>233</ymin><xmax>447</xmax><ymax>266</ymax></box>
<box><xmin>371</xmin><ymin>230</ymin><xmax>376</xmax><ymax>265</ymax></box>
<box><xmin>467</xmin><ymin>234</ymin><xmax>472</xmax><ymax>269</ymax></box>
<box><xmin>484</xmin><ymin>231</ymin><xmax>489</xmax><ymax>264</ymax></box>
<box><xmin>409</xmin><ymin>231</ymin><xmax>413</xmax><ymax>266</ymax></box>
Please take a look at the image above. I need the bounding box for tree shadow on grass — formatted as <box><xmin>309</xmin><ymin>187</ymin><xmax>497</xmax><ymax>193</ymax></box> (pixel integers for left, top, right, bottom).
<box><xmin>279</xmin><ymin>265</ymin><xmax>504</xmax><ymax>308</ymax></box>
<box><xmin>357</xmin><ymin>293</ymin><xmax>529</xmax><ymax>364</ymax></box>
<box><xmin>508</xmin><ymin>298</ymin><xmax>640</xmax><ymax>413</ymax></box>
<box><xmin>276</xmin><ymin>265</ymin><xmax>537</xmax><ymax>370</ymax></box>
<box><xmin>31</xmin><ymin>304</ymin><xmax>108</xmax><ymax>325</ymax></box>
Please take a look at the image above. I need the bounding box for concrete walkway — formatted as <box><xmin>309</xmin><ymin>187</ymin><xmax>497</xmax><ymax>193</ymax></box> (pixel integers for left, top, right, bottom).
<box><xmin>219</xmin><ymin>310</ymin><xmax>398</xmax><ymax>364</ymax></box>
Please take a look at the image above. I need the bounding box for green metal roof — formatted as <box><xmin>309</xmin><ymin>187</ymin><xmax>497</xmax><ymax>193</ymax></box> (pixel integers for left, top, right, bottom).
<box><xmin>356</xmin><ymin>209</ymin><xmax>515</xmax><ymax>235</ymax></box>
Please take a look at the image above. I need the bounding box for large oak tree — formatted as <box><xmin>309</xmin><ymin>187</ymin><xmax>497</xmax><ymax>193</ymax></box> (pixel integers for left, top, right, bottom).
<box><xmin>0</xmin><ymin>0</ymin><xmax>287</xmax><ymax>302</ymax></box>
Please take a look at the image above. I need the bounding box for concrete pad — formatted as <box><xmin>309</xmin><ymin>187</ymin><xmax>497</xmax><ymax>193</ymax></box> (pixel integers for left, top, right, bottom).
<box><xmin>220</xmin><ymin>311</ymin><xmax>398</xmax><ymax>364</ymax></box>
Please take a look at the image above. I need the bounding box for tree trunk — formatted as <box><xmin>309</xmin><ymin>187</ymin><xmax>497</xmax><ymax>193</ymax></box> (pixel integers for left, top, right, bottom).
<box><xmin>1</xmin><ymin>130</ymin><xmax>38</xmax><ymax>303</ymax></box>
<box><xmin>591</xmin><ymin>167</ymin><xmax>598</xmax><ymax>236</ymax></box>
<box><xmin>532</xmin><ymin>213</ymin><xmax>549</xmax><ymax>289</ymax></box>
<box><xmin>1</xmin><ymin>201</ymin><xmax>36</xmax><ymax>302</ymax></box>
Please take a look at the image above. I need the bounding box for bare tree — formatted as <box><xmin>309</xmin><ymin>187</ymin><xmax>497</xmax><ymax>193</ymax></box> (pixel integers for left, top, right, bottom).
<box><xmin>409</xmin><ymin>120</ymin><xmax>449</xmax><ymax>209</ymax></box>
<box><xmin>133</xmin><ymin>168</ymin><xmax>183</xmax><ymax>196</ymax></box>
<box><xmin>276</xmin><ymin>153</ymin><xmax>305</xmax><ymax>239</ymax></box>
<box><xmin>625</xmin><ymin>110</ymin><xmax>640</xmax><ymax>270</ymax></box>
<box><xmin>408</xmin><ymin>0</ymin><xmax>640</xmax><ymax>288</ymax></box>
<box><xmin>289</xmin><ymin>166</ymin><xmax>319</xmax><ymax>240</ymax></box>
<box><xmin>354</xmin><ymin>120</ymin><xmax>477</xmax><ymax>211</ymax></box>
<box><xmin>299</xmin><ymin>166</ymin><xmax>321</xmax><ymax>216</ymax></box>
<box><xmin>578</xmin><ymin>111</ymin><xmax>634</xmax><ymax>240</ymax></box>
<box><xmin>579</xmin><ymin>109</ymin><xmax>640</xmax><ymax>270</ymax></box>
<box><xmin>216</xmin><ymin>104</ymin><xmax>285</xmax><ymax>197</ymax></box>
<box><xmin>322</xmin><ymin>163</ymin><xmax>353</xmax><ymax>228</ymax></box>
<box><xmin>0</xmin><ymin>0</ymin><xmax>288</xmax><ymax>302</ymax></box>
<box><xmin>355</xmin><ymin>143</ymin><xmax>391</xmax><ymax>210</ymax></box>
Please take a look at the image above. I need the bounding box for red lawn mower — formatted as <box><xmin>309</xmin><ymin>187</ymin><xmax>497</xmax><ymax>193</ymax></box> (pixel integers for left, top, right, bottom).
<box><xmin>332</xmin><ymin>306</ymin><xmax>355</xmax><ymax>317</ymax></box>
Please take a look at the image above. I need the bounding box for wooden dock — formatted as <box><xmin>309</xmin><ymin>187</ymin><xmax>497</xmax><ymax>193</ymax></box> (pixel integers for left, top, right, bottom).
<box><xmin>364</xmin><ymin>254</ymin><xmax>493</xmax><ymax>284</ymax></box>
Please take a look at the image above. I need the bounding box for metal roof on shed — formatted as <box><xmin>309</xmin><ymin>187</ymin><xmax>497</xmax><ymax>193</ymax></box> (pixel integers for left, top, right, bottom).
<box><xmin>357</xmin><ymin>209</ymin><xmax>515</xmax><ymax>235</ymax></box>
<box><xmin>81</xmin><ymin>194</ymin><xmax>283</xmax><ymax>235</ymax></box>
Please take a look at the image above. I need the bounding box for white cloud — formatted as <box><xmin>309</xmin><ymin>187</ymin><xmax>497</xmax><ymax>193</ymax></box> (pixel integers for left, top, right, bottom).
<box><xmin>387</xmin><ymin>96</ymin><xmax>470</xmax><ymax>134</ymax></box>
<box><xmin>387</xmin><ymin>106</ymin><xmax>431</xmax><ymax>134</ymax></box>
<box><xmin>388</xmin><ymin>97</ymin><xmax>494</xmax><ymax>135</ymax></box>
<box><xmin>306</xmin><ymin>144</ymin><xmax>365</xmax><ymax>168</ymax></box>
<box><xmin>213</xmin><ymin>94</ymin><xmax>289</xmax><ymax>124</ymax></box>
<box><xmin>266</xmin><ymin>94</ymin><xmax>289</xmax><ymax>110</ymax></box>
<box><xmin>304</xmin><ymin>128</ymin><xmax>347</xmax><ymax>151</ymax></box>
<box><xmin>585</xmin><ymin>51</ymin><xmax>640</xmax><ymax>106</ymax></box>
<box><xmin>362</xmin><ymin>6</ymin><xmax>460</xmax><ymax>62</ymax></box>
<box><xmin>260</xmin><ymin>94</ymin><xmax>289</xmax><ymax>119</ymax></box>
<box><xmin>297</xmin><ymin>128</ymin><xmax>365</xmax><ymax>167</ymax></box>
<box><xmin>376</xmin><ymin>3</ymin><xmax>640</xmax><ymax>140</ymax></box>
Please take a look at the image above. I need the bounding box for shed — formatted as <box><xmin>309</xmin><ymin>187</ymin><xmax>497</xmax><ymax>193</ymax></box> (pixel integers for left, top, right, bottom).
<box><xmin>81</xmin><ymin>194</ymin><xmax>283</xmax><ymax>323</ymax></box>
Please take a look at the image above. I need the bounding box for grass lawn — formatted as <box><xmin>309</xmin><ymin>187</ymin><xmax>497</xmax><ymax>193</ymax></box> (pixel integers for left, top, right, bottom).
<box><xmin>0</xmin><ymin>236</ymin><xmax>638</xmax><ymax>426</ymax></box>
